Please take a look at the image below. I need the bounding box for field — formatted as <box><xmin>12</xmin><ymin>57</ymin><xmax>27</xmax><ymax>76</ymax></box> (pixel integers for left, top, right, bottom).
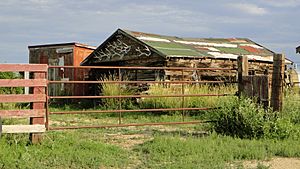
<box><xmin>1</xmin><ymin>83</ymin><xmax>300</xmax><ymax>168</ymax></box>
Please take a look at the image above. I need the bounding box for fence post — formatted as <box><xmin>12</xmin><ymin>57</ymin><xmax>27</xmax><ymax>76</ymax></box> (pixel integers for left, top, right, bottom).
<box><xmin>237</xmin><ymin>55</ymin><xmax>249</xmax><ymax>97</ymax></box>
<box><xmin>271</xmin><ymin>54</ymin><xmax>285</xmax><ymax>112</ymax></box>
<box><xmin>30</xmin><ymin>72</ymin><xmax>46</xmax><ymax>143</ymax></box>
<box><xmin>0</xmin><ymin>116</ymin><xmax>2</xmax><ymax>138</ymax></box>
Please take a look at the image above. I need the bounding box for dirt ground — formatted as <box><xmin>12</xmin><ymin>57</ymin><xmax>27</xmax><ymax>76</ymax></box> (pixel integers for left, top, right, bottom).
<box><xmin>242</xmin><ymin>157</ymin><xmax>300</xmax><ymax>169</ymax></box>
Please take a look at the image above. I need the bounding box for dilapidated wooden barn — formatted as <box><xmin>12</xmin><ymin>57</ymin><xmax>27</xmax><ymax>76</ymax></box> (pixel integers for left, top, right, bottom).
<box><xmin>81</xmin><ymin>29</ymin><xmax>291</xmax><ymax>86</ymax></box>
<box><xmin>29</xmin><ymin>42</ymin><xmax>96</xmax><ymax>96</ymax></box>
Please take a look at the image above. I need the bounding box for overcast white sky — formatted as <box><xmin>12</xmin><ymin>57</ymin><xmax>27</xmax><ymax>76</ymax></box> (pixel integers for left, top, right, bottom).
<box><xmin>0</xmin><ymin>0</ymin><xmax>299</xmax><ymax>63</ymax></box>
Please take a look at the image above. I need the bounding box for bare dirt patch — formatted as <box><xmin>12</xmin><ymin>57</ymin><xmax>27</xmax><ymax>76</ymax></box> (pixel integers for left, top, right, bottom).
<box><xmin>240</xmin><ymin>157</ymin><xmax>300</xmax><ymax>169</ymax></box>
<box><xmin>104</xmin><ymin>132</ymin><xmax>152</xmax><ymax>149</ymax></box>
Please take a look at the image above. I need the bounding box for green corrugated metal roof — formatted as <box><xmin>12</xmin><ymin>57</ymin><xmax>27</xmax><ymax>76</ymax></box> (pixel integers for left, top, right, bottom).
<box><xmin>123</xmin><ymin>29</ymin><xmax>274</xmax><ymax>60</ymax></box>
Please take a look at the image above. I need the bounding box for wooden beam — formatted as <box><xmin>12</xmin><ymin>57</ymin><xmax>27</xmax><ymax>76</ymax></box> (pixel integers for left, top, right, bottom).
<box><xmin>0</xmin><ymin>79</ymin><xmax>47</xmax><ymax>87</ymax></box>
<box><xmin>0</xmin><ymin>64</ymin><xmax>47</xmax><ymax>72</ymax></box>
<box><xmin>237</xmin><ymin>56</ymin><xmax>249</xmax><ymax>97</ymax></box>
<box><xmin>30</xmin><ymin>72</ymin><xmax>46</xmax><ymax>143</ymax></box>
<box><xmin>0</xmin><ymin>94</ymin><xmax>46</xmax><ymax>103</ymax></box>
<box><xmin>271</xmin><ymin>54</ymin><xmax>285</xmax><ymax>112</ymax></box>
<box><xmin>2</xmin><ymin>125</ymin><xmax>45</xmax><ymax>133</ymax></box>
<box><xmin>0</xmin><ymin>109</ymin><xmax>45</xmax><ymax>118</ymax></box>
<box><xmin>0</xmin><ymin>116</ymin><xmax>2</xmax><ymax>137</ymax></box>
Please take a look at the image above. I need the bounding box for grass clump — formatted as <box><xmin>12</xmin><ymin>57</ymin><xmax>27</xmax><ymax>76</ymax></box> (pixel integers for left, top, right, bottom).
<box><xmin>98</xmin><ymin>75</ymin><xmax>136</xmax><ymax>110</ymax></box>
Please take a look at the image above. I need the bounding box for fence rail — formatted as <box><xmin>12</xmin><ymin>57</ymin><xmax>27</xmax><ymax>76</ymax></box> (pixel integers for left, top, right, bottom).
<box><xmin>0</xmin><ymin>64</ymin><xmax>47</xmax><ymax>142</ymax></box>
<box><xmin>49</xmin><ymin>80</ymin><xmax>237</xmax><ymax>84</ymax></box>
<box><xmin>48</xmin><ymin>65</ymin><xmax>236</xmax><ymax>71</ymax></box>
<box><xmin>47</xmin><ymin>65</ymin><xmax>237</xmax><ymax>130</ymax></box>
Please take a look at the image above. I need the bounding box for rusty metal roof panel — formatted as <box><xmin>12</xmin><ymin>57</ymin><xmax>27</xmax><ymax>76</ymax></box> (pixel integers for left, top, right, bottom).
<box><xmin>28</xmin><ymin>42</ymin><xmax>96</xmax><ymax>50</ymax></box>
<box><xmin>124</xmin><ymin>29</ymin><xmax>275</xmax><ymax>62</ymax></box>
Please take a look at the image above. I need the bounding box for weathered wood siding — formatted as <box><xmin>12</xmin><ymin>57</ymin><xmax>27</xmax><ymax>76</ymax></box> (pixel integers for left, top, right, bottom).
<box><xmin>165</xmin><ymin>58</ymin><xmax>273</xmax><ymax>81</ymax></box>
<box><xmin>29</xmin><ymin>45</ymin><xmax>74</xmax><ymax>96</ymax></box>
<box><xmin>29</xmin><ymin>44</ymin><xmax>94</xmax><ymax>96</ymax></box>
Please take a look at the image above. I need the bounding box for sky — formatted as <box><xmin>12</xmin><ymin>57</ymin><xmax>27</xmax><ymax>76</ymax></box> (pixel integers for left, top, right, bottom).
<box><xmin>0</xmin><ymin>0</ymin><xmax>299</xmax><ymax>64</ymax></box>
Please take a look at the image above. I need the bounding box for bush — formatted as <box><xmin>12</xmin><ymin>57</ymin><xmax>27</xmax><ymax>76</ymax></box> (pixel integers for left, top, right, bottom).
<box><xmin>211</xmin><ymin>97</ymin><xmax>297</xmax><ymax>139</ymax></box>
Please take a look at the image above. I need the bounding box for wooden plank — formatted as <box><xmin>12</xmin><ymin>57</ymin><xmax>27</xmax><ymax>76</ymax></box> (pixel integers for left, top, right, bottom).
<box><xmin>0</xmin><ymin>64</ymin><xmax>47</xmax><ymax>72</ymax></box>
<box><xmin>0</xmin><ymin>109</ymin><xmax>45</xmax><ymax>118</ymax></box>
<box><xmin>242</xmin><ymin>76</ymin><xmax>253</xmax><ymax>97</ymax></box>
<box><xmin>0</xmin><ymin>79</ymin><xmax>47</xmax><ymax>87</ymax></box>
<box><xmin>0</xmin><ymin>94</ymin><xmax>46</xmax><ymax>103</ymax></box>
<box><xmin>0</xmin><ymin>116</ymin><xmax>2</xmax><ymax>136</ymax></box>
<box><xmin>2</xmin><ymin>125</ymin><xmax>45</xmax><ymax>133</ymax></box>
<box><xmin>252</xmin><ymin>76</ymin><xmax>261</xmax><ymax>98</ymax></box>
<box><xmin>261</xmin><ymin>75</ymin><xmax>269</xmax><ymax>108</ymax></box>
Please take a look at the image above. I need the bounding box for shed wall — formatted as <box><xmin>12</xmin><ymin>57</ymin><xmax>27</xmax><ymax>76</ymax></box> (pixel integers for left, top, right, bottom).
<box><xmin>73</xmin><ymin>46</ymin><xmax>94</xmax><ymax>96</ymax></box>
<box><xmin>29</xmin><ymin>44</ymin><xmax>94</xmax><ymax>96</ymax></box>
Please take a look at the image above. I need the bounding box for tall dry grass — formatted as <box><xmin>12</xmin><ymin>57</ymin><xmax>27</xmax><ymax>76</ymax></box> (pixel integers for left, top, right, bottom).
<box><xmin>140</xmin><ymin>84</ymin><xmax>237</xmax><ymax>109</ymax></box>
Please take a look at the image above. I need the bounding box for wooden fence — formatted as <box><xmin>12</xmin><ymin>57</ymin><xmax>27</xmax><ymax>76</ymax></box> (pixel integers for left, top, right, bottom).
<box><xmin>237</xmin><ymin>54</ymin><xmax>285</xmax><ymax>111</ymax></box>
<box><xmin>0</xmin><ymin>64</ymin><xmax>47</xmax><ymax>143</ymax></box>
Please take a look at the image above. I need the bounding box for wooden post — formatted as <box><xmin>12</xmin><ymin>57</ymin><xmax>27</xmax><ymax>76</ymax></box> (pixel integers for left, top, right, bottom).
<box><xmin>0</xmin><ymin>116</ymin><xmax>2</xmax><ymax>138</ymax></box>
<box><xmin>30</xmin><ymin>72</ymin><xmax>46</xmax><ymax>143</ymax></box>
<box><xmin>271</xmin><ymin>54</ymin><xmax>285</xmax><ymax>112</ymax></box>
<box><xmin>237</xmin><ymin>56</ymin><xmax>249</xmax><ymax>97</ymax></box>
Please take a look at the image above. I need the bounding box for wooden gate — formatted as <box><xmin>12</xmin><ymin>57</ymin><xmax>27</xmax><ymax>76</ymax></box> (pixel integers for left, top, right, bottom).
<box><xmin>0</xmin><ymin>64</ymin><xmax>47</xmax><ymax>143</ymax></box>
<box><xmin>241</xmin><ymin>75</ymin><xmax>269</xmax><ymax>107</ymax></box>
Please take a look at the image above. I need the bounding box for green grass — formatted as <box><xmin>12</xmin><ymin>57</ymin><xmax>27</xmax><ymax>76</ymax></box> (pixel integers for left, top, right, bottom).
<box><xmin>1</xmin><ymin>129</ymin><xmax>300</xmax><ymax>169</ymax></box>
<box><xmin>0</xmin><ymin>131</ymin><xmax>129</xmax><ymax>169</ymax></box>
<box><xmin>135</xmin><ymin>133</ymin><xmax>300</xmax><ymax>169</ymax></box>
<box><xmin>140</xmin><ymin>84</ymin><xmax>236</xmax><ymax>110</ymax></box>
<box><xmin>2</xmin><ymin>76</ymin><xmax>300</xmax><ymax>168</ymax></box>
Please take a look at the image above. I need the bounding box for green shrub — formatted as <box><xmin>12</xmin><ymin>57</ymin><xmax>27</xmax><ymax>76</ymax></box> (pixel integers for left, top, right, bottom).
<box><xmin>283</xmin><ymin>87</ymin><xmax>300</xmax><ymax>124</ymax></box>
<box><xmin>212</xmin><ymin>97</ymin><xmax>297</xmax><ymax>139</ymax></box>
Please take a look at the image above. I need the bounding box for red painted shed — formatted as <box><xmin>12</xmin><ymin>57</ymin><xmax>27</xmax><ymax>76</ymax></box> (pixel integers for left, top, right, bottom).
<box><xmin>28</xmin><ymin>42</ymin><xmax>96</xmax><ymax>96</ymax></box>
